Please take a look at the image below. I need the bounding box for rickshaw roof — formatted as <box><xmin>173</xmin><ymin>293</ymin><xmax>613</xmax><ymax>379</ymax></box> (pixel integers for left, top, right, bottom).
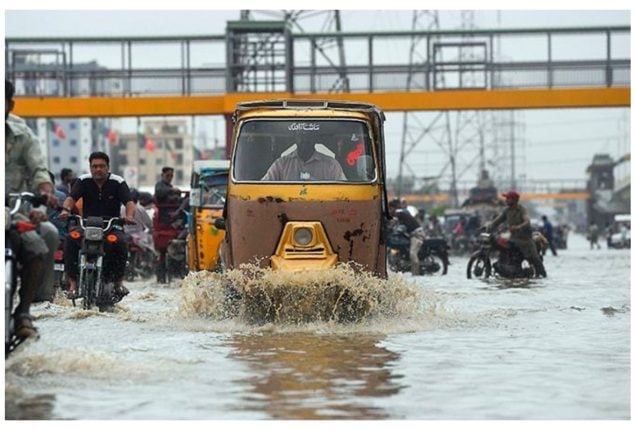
<box><xmin>234</xmin><ymin>99</ymin><xmax>385</xmax><ymax>121</ymax></box>
<box><xmin>192</xmin><ymin>159</ymin><xmax>230</xmax><ymax>174</ymax></box>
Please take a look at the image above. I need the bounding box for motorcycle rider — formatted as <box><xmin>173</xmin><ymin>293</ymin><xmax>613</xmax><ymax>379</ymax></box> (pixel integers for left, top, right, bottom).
<box><xmin>487</xmin><ymin>190</ymin><xmax>547</xmax><ymax>277</ymax></box>
<box><xmin>5</xmin><ymin>79</ymin><xmax>60</xmax><ymax>336</ymax></box>
<box><xmin>59</xmin><ymin>152</ymin><xmax>136</xmax><ymax>299</ymax></box>
<box><xmin>154</xmin><ymin>166</ymin><xmax>186</xmax><ymax>283</ymax></box>
<box><xmin>388</xmin><ymin>198</ymin><xmax>425</xmax><ymax>276</ymax></box>
<box><xmin>122</xmin><ymin>188</ymin><xmax>156</xmax><ymax>256</ymax></box>
<box><xmin>56</xmin><ymin>168</ymin><xmax>76</xmax><ymax>197</ymax></box>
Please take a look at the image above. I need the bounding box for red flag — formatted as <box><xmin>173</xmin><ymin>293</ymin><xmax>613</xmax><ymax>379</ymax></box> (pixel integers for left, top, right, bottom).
<box><xmin>107</xmin><ymin>129</ymin><xmax>118</xmax><ymax>145</ymax></box>
<box><xmin>49</xmin><ymin>120</ymin><xmax>66</xmax><ymax>140</ymax></box>
<box><xmin>144</xmin><ymin>137</ymin><xmax>156</xmax><ymax>152</ymax></box>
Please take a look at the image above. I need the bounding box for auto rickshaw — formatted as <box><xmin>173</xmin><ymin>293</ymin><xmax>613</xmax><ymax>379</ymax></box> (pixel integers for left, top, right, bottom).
<box><xmin>216</xmin><ymin>99</ymin><xmax>390</xmax><ymax>278</ymax></box>
<box><xmin>187</xmin><ymin>160</ymin><xmax>229</xmax><ymax>271</ymax></box>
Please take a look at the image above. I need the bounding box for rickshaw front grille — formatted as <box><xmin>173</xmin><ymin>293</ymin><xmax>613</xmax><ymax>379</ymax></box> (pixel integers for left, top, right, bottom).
<box><xmin>284</xmin><ymin>247</ymin><xmax>325</xmax><ymax>255</ymax></box>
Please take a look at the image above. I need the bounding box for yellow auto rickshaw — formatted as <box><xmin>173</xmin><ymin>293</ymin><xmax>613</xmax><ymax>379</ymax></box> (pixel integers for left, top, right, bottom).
<box><xmin>186</xmin><ymin>159</ymin><xmax>229</xmax><ymax>271</ymax></box>
<box><xmin>216</xmin><ymin>99</ymin><xmax>389</xmax><ymax>278</ymax></box>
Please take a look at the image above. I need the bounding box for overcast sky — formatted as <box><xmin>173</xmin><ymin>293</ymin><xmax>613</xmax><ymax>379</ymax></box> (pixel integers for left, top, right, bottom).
<box><xmin>3</xmin><ymin>6</ymin><xmax>632</xmax><ymax>187</ymax></box>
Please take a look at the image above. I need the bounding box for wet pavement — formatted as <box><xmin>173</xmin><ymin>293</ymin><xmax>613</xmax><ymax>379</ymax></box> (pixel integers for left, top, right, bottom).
<box><xmin>4</xmin><ymin>234</ymin><xmax>630</xmax><ymax>419</ymax></box>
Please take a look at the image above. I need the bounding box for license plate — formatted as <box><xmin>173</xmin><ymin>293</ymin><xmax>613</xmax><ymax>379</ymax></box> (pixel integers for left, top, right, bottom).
<box><xmin>54</xmin><ymin>264</ymin><xmax>64</xmax><ymax>271</ymax></box>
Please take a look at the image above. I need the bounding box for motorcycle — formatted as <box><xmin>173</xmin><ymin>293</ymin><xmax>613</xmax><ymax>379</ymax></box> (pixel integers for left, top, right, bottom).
<box><xmin>125</xmin><ymin>230</ymin><xmax>156</xmax><ymax>281</ymax></box>
<box><xmin>53</xmin><ymin>240</ymin><xmax>68</xmax><ymax>292</ymax></box>
<box><xmin>466</xmin><ymin>230</ymin><xmax>546</xmax><ymax>279</ymax></box>
<box><xmin>153</xmin><ymin>195</ymin><xmax>189</xmax><ymax>285</ymax></box>
<box><xmin>386</xmin><ymin>224</ymin><xmax>450</xmax><ymax>275</ymax></box>
<box><xmin>68</xmin><ymin>215</ymin><xmax>125</xmax><ymax>310</ymax></box>
<box><xmin>5</xmin><ymin>192</ymin><xmax>46</xmax><ymax>357</ymax></box>
<box><xmin>165</xmin><ymin>224</ymin><xmax>189</xmax><ymax>285</ymax></box>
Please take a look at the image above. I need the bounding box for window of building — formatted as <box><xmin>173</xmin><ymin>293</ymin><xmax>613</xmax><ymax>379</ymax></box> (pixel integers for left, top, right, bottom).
<box><xmin>69</xmin><ymin>123</ymin><xmax>77</xmax><ymax>130</ymax></box>
<box><xmin>176</xmin><ymin>153</ymin><xmax>183</xmax><ymax>164</ymax></box>
<box><xmin>70</xmin><ymin>139</ymin><xmax>77</xmax><ymax>146</ymax></box>
<box><xmin>174</xmin><ymin>138</ymin><xmax>183</xmax><ymax>149</ymax></box>
<box><xmin>139</xmin><ymin>174</ymin><xmax>147</xmax><ymax>182</ymax></box>
<box><xmin>139</xmin><ymin>158</ymin><xmax>146</xmax><ymax>165</ymax></box>
<box><xmin>162</xmin><ymin>125</ymin><xmax>179</xmax><ymax>134</ymax></box>
<box><xmin>53</xmin><ymin>139</ymin><xmax>60</xmax><ymax>147</ymax></box>
<box><xmin>70</xmin><ymin>156</ymin><xmax>78</xmax><ymax>163</ymax></box>
<box><xmin>53</xmin><ymin>156</ymin><xmax>60</xmax><ymax>164</ymax></box>
<box><xmin>157</xmin><ymin>158</ymin><xmax>163</xmax><ymax>164</ymax></box>
<box><xmin>119</xmin><ymin>140</ymin><xmax>127</xmax><ymax>149</ymax></box>
<box><xmin>119</xmin><ymin>155</ymin><xmax>128</xmax><ymax>165</ymax></box>
<box><xmin>176</xmin><ymin>170</ymin><xmax>184</xmax><ymax>182</ymax></box>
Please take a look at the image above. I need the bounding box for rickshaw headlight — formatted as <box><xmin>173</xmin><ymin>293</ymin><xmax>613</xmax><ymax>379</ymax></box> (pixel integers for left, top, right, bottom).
<box><xmin>293</xmin><ymin>227</ymin><xmax>313</xmax><ymax>247</ymax></box>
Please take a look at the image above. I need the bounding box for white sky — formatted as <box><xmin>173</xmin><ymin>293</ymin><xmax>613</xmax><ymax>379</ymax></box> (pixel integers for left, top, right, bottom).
<box><xmin>3</xmin><ymin>4</ymin><xmax>633</xmax><ymax>187</ymax></box>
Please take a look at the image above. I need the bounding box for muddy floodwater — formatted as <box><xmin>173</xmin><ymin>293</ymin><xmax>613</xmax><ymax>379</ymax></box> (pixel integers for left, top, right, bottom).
<box><xmin>4</xmin><ymin>234</ymin><xmax>630</xmax><ymax>420</ymax></box>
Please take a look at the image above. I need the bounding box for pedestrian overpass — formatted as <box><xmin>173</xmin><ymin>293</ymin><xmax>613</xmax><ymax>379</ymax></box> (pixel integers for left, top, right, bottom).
<box><xmin>6</xmin><ymin>24</ymin><xmax>630</xmax><ymax>117</ymax></box>
<box><xmin>5</xmin><ymin>24</ymin><xmax>630</xmax><ymax>203</ymax></box>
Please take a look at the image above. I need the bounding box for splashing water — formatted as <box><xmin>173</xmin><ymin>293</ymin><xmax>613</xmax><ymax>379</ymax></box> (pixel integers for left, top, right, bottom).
<box><xmin>179</xmin><ymin>263</ymin><xmax>427</xmax><ymax>325</ymax></box>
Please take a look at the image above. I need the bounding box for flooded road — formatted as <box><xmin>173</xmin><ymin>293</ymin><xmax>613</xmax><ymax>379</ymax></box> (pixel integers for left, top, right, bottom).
<box><xmin>5</xmin><ymin>234</ymin><xmax>630</xmax><ymax>420</ymax></box>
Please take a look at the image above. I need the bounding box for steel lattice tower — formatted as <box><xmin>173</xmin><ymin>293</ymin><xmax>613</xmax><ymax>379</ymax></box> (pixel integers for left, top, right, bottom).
<box><xmin>237</xmin><ymin>10</ymin><xmax>349</xmax><ymax>93</ymax></box>
<box><xmin>396</xmin><ymin>11</ymin><xmax>455</xmax><ymax>203</ymax></box>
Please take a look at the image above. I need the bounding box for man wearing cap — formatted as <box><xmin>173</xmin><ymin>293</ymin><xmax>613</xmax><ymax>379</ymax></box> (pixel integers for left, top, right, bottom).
<box><xmin>488</xmin><ymin>190</ymin><xmax>547</xmax><ymax>277</ymax></box>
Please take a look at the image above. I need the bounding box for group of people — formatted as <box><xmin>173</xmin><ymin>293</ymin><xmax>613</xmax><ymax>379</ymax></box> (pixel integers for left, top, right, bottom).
<box><xmin>5</xmin><ymin>78</ymin><xmax>189</xmax><ymax>341</ymax></box>
<box><xmin>388</xmin><ymin>189</ymin><xmax>549</xmax><ymax>277</ymax></box>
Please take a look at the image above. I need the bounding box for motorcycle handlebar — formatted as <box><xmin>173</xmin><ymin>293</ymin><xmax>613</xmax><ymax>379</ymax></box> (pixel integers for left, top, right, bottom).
<box><xmin>68</xmin><ymin>215</ymin><xmax>124</xmax><ymax>231</ymax></box>
<box><xmin>7</xmin><ymin>192</ymin><xmax>47</xmax><ymax>216</ymax></box>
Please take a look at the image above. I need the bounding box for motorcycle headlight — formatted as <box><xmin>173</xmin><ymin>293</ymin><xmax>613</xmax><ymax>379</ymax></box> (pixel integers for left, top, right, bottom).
<box><xmin>84</xmin><ymin>227</ymin><xmax>103</xmax><ymax>241</ymax></box>
<box><xmin>293</xmin><ymin>227</ymin><xmax>313</xmax><ymax>247</ymax></box>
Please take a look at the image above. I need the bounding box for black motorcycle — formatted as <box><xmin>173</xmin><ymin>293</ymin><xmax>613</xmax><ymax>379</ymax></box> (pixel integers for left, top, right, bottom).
<box><xmin>165</xmin><ymin>229</ymin><xmax>189</xmax><ymax>286</ymax></box>
<box><xmin>467</xmin><ymin>231</ymin><xmax>545</xmax><ymax>279</ymax></box>
<box><xmin>5</xmin><ymin>192</ymin><xmax>46</xmax><ymax>357</ymax></box>
<box><xmin>68</xmin><ymin>215</ymin><xmax>125</xmax><ymax>310</ymax></box>
<box><xmin>386</xmin><ymin>224</ymin><xmax>450</xmax><ymax>275</ymax></box>
<box><xmin>53</xmin><ymin>239</ymin><xmax>68</xmax><ymax>292</ymax></box>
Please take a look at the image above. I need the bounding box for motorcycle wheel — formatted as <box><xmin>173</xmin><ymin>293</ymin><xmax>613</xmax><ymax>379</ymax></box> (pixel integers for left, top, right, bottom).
<box><xmin>467</xmin><ymin>254</ymin><xmax>491</xmax><ymax>279</ymax></box>
<box><xmin>421</xmin><ymin>254</ymin><xmax>448</xmax><ymax>275</ymax></box>
<box><xmin>82</xmin><ymin>269</ymin><xmax>97</xmax><ymax>310</ymax></box>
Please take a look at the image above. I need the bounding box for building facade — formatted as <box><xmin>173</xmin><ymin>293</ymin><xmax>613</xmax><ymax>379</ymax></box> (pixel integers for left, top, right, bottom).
<box><xmin>116</xmin><ymin>119</ymin><xmax>193</xmax><ymax>189</ymax></box>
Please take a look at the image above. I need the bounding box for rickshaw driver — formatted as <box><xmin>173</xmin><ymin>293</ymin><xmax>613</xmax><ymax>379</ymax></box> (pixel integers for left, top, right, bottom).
<box><xmin>261</xmin><ymin>130</ymin><xmax>347</xmax><ymax>182</ymax></box>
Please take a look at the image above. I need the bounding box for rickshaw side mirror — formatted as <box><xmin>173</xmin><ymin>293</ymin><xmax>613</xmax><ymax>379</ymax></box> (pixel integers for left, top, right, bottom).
<box><xmin>214</xmin><ymin>217</ymin><xmax>226</xmax><ymax>230</ymax></box>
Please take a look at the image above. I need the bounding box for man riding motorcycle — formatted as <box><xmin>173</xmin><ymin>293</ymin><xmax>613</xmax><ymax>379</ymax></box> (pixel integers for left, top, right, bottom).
<box><xmin>59</xmin><ymin>152</ymin><xmax>135</xmax><ymax>299</ymax></box>
<box><xmin>387</xmin><ymin>198</ymin><xmax>425</xmax><ymax>276</ymax></box>
<box><xmin>486</xmin><ymin>190</ymin><xmax>547</xmax><ymax>277</ymax></box>
<box><xmin>5</xmin><ymin>79</ymin><xmax>60</xmax><ymax>338</ymax></box>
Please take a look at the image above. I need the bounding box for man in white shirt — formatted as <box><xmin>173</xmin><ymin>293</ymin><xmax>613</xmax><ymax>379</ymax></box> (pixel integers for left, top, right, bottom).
<box><xmin>261</xmin><ymin>133</ymin><xmax>346</xmax><ymax>182</ymax></box>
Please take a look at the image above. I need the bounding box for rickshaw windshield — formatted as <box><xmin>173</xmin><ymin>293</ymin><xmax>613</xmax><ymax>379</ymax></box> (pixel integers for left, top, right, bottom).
<box><xmin>199</xmin><ymin>172</ymin><xmax>228</xmax><ymax>206</ymax></box>
<box><xmin>233</xmin><ymin>119</ymin><xmax>376</xmax><ymax>183</ymax></box>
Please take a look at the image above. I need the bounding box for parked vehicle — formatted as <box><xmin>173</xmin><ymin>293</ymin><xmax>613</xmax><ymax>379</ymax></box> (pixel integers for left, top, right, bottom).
<box><xmin>608</xmin><ymin>214</ymin><xmax>631</xmax><ymax>249</ymax></box>
<box><xmin>68</xmin><ymin>215</ymin><xmax>124</xmax><ymax>310</ymax></box>
<box><xmin>386</xmin><ymin>224</ymin><xmax>449</xmax><ymax>275</ymax></box>
<box><xmin>467</xmin><ymin>230</ymin><xmax>546</xmax><ymax>279</ymax></box>
<box><xmin>5</xmin><ymin>192</ymin><xmax>45</xmax><ymax>356</ymax></box>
